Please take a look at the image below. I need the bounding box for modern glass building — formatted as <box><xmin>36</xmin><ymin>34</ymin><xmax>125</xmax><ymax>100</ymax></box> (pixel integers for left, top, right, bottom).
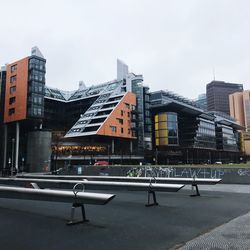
<box><xmin>195</xmin><ymin>93</ymin><xmax>207</xmax><ymax>111</ymax></box>
<box><xmin>0</xmin><ymin>49</ymin><xmax>245</xmax><ymax>173</ymax></box>
<box><xmin>150</xmin><ymin>90</ymin><xmax>241</xmax><ymax>164</ymax></box>
<box><xmin>0</xmin><ymin>52</ymin><xmax>144</xmax><ymax>172</ymax></box>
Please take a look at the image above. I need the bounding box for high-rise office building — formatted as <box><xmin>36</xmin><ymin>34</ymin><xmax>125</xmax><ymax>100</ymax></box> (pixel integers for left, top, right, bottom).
<box><xmin>206</xmin><ymin>80</ymin><xmax>243</xmax><ymax>115</ymax></box>
<box><xmin>229</xmin><ymin>90</ymin><xmax>250</xmax><ymax>157</ymax></box>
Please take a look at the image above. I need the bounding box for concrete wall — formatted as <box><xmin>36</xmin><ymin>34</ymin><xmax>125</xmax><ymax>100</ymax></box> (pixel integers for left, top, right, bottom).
<box><xmin>26</xmin><ymin>130</ymin><xmax>51</xmax><ymax>172</ymax></box>
<box><xmin>62</xmin><ymin>165</ymin><xmax>250</xmax><ymax>184</ymax></box>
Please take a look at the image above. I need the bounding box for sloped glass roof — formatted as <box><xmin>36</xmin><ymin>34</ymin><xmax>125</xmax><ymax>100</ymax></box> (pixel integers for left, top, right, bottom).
<box><xmin>45</xmin><ymin>80</ymin><xmax>121</xmax><ymax>102</ymax></box>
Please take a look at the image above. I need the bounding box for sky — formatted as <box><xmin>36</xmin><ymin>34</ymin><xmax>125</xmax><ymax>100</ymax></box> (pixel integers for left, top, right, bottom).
<box><xmin>0</xmin><ymin>0</ymin><xmax>250</xmax><ymax>99</ymax></box>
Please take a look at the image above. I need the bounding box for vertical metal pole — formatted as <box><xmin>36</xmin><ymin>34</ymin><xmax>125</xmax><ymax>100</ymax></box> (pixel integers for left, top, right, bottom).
<box><xmin>11</xmin><ymin>138</ymin><xmax>15</xmax><ymax>177</ymax></box>
<box><xmin>15</xmin><ymin>122</ymin><xmax>19</xmax><ymax>172</ymax></box>
<box><xmin>108</xmin><ymin>145</ymin><xmax>110</xmax><ymax>164</ymax></box>
<box><xmin>155</xmin><ymin>147</ymin><xmax>158</xmax><ymax>165</ymax></box>
<box><xmin>112</xmin><ymin>139</ymin><xmax>114</xmax><ymax>154</ymax></box>
<box><xmin>3</xmin><ymin>125</ymin><xmax>7</xmax><ymax>170</ymax></box>
<box><xmin>21</xmin><ymin>157</ymin><xmax>24</xmax><ymax>173</ymax></box>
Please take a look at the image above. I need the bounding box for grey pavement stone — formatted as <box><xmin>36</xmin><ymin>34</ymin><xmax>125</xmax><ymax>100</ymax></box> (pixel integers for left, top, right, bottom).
<box><xmin>179</xmin><ymin>211</ymin><xmax>250</xmax><ymax>250</ymax></box>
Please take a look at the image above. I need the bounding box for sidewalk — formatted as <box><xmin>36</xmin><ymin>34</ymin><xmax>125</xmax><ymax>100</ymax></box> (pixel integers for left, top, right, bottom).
<box><xmin>184</xmin><ymin>183</ymin><xmax>250</xmax><ymax>194</ymax></box>
<box><xmin>179</xmin><ymin>211</ymin><xmax>250</xmax><ymax>250</ymax></box>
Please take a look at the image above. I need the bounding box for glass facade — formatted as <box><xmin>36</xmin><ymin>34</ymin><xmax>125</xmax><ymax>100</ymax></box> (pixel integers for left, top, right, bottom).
<box><xmin>194</xmin><ymin>118</ymin><xmax>216</xmax><ymax>149</ymax></box>
<box><xmin>27</xmin><ymin>56</ymin><xmax>46</xmax><ymax>118</ymax></box>
<box><xmin>216</xmin><ymin>124</ymin><xmax>238</xmax><ymax>151</ymax></box>
<box><xmin>154</xmin><ymin>112</ymin><xmax>178</xmax><ymax>146</ymax></box>
<box><xmin>131</xmin><ymin>79</ymin><xmax>152</xmax><ymax>152</ymax></box>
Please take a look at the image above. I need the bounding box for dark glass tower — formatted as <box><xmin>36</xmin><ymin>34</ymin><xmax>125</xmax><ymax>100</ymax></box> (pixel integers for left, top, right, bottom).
<box><xmin>206</xmin><ymin>80</ymin><xmax>243</xmax><ymax>115</ymax></box>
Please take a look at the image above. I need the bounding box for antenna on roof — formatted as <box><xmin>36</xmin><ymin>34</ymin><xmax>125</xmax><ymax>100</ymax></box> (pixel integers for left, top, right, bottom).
<box><xmin>212</xmin><ymin>67</ymin><xmax>216</xmax><ymax>81</ymax></box>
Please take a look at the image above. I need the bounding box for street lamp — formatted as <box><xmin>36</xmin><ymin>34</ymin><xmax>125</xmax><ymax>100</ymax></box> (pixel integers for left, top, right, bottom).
<box><xmin>11</xmin><ymin>138</ymin><xmax>15</xmax><ymax>177</ymax></box>
<box><xmin>108</xmin><ymin>145</ymin><xmax>110</xmax><ymax>165</ymax></box>
<box><xmin>7</xmin><ymin>157</ymin><xmax>11</xmax><ymax>177</ymax></box>
<box><xmin>21</xmin><ymin>157</ymin><xmax>24</xmax><ymax>173</ymax></box>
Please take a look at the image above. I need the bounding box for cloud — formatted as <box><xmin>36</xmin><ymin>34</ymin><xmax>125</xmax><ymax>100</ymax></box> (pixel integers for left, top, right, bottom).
<box><xmin>1</xmin><ymin>0</ymin><xmax>250</xmax><ymax>98</ymax></box>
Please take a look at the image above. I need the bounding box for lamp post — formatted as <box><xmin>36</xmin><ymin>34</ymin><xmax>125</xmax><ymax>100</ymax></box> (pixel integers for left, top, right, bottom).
<box><xmin>21</xmin><ymin>157</ymin><xmax>24</xmax><ymax>173</ymax></box>
<box><xmin>108</xmin><ymin>145</ymin><xmax>110</xmax><ymax>165</ymax></box>
<box><xmin>155</xmin><ymin>147</ymin><xmax>158</xmax><ymax>165</ymax></box>
<box><xmin>11</xmin><ymin>138</ymin><xmax>15</xmax><ymax>177</ymax></box>
<box><xmin>8</xmin><ymin>157</ymin><xmax>11</xmax><ymax>177</ymax></box>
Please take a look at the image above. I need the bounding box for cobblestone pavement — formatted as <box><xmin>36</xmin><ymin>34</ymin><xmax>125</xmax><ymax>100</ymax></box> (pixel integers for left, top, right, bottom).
<box><xmin>179</xmin><ymin>211</ymin><xmax>250</xmax><ymax>250</ymax></box>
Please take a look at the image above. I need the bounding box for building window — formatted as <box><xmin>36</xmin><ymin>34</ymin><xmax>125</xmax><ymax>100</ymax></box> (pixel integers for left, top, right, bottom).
<box><xmin>121</xmin><ymin>110</ymin><xmax>124</xmax><ymax>116</ymax></box>
<box><xmin>11</xmin><ymin>64</ymin><xmax>17</xmax><ymax>73</ymax></box>
<box><xmin>121</xmin><ymin>128</ymin><xmax>124</xmax><ymax>133</ymax></box>
<box><xmin>37</xmin><ymin>108</ymin><xmax>42</xmax><ymax>116</ymax></box>
<box><xmin>8</xmin><ymin>108</ymin><xmax>15</xmax><ymax>115</ymax></box>
<box><xmin>9</xmin><ymin>97</ymin><xmax>16</xmax><ymax>105</ymax></box>
<box><xmin>116</xmin><ymin>118</ymin><xmax>123</xmax><ymax>124</ymax></box>
<box><xmin>110</xmin><ymin>126</ymin><xmax>117</xmax><ymax>132</ymax></box>
<box><xmin>125</xmin><ymin>103</ymin><xmax>130</xmax><ymax>109</ymax></box>
<box><xmin>10</xmin><ymin>75</ymin><xmax>17</xmax><ymax>83</ymax></box>
<box><xmin>128</xmin><ymin>112</ymin><xmax>130</xmax><ymax>118</ymax></box>
<box><xmin>128</xmin><ymin>128</ymin><xmax>131</xmax><ymax>134</ymax></box>
<box><xmin>10</xmin><ymin>86</ymin><xmax>16</xmax><ymax>94</ymax></box>
<box><xmin>154</xmin><ymin>112</ymin><xmax>179</xmax><ymax>146</ymax></box>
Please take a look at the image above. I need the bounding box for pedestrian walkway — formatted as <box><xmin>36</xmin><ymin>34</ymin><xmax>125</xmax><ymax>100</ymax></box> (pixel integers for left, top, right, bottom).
<box><xmin>184</xmin><ymin>184</ymin><xmax>250</xmax><ymax>194</ymax></box>
<box><xmin>179</xmin><ymin>211</ymin><xmax>250</xmax><ymax>250</ymax></box>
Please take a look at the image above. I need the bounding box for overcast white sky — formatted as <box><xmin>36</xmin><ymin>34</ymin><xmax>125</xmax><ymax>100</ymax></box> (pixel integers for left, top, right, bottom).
<box><xmin>0</xmin><ymin>0</ymin><xmax>250</xmax><ymax>99</ymax></box>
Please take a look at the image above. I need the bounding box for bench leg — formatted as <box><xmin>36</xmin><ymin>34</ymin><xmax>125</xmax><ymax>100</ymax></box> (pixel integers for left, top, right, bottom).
<box><xmin>67</xmin><ymin>203</ymin><xmax>89</xmax><ymax>225</ymax></box>
<box><xmin>190</xmin><ymin>183</ymin><xmax>200</xmax><ymax>197</ymax></box>
<box><xmin>145</xmin><ymin>190</ymin><xmax>159</xmax><ymax>207</ymax></box>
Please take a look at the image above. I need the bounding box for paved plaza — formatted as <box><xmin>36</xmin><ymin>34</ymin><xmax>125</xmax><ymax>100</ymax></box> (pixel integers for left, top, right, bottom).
<box><xmin>0</xmin><ymin>185</ymin><xmax>250</xmax><ymax>249</ymax></box>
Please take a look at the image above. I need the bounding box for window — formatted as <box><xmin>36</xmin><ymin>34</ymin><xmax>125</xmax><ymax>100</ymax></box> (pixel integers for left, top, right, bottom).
<box><xmin>121</xmin><ymin>110</ymin><xmax>124</xmax><ymax>116</ymax></box>
<box><xmin>10</xmin><ymin>86</ymin><xmax>16</xmax><ymax>94</ymax></box>
<box><xmin>8</xmin><ymin>108</ymin><xmax>15</xmax><ymax>115</ymax></box>
<box><xmin>128</xmin><ymin>129</ymin><xmax>131</xmax><ymax>134</ymax></box>
<box><xmin>10</xmin><ymin>75</ymin><xmax>16</xmax><ymax>83</ymax></box>
<box><xmin>9</xmin><ymin>97</ymin><xmax>16</xmax><ymax>105</ymax></box>
<box><xmin>125</xmin><ymin>103</ymin><xmax>130</xmax><ymax>109</ymax></box>
<box><xmin>121</xmin><ymin>128</ymin><xmax>124</xmax><ymax>133</ymax></box>
<box><xmin>37</xmin><ymin>108</ymin><xmax>42</xmax><ymax>116</ymax></box>
<box><xmin>38</xmin><ymin>97</ymin><xmax>42</xmax><ymax>104</ymax></box>
<box><xmin>11</xmin><ymin>64</ymin><xmax>17</xmax><ymax>73</ymax></box>
<box><xmin>116</xmin><ymin>118</ymin><xmax>123</xmax><ymax>124</ymax></box>
<box><xmin>110</xmin><ymin>126</ymin><xmax>117</xmax><ymax>132</ymax></box>
<box><xmin>128</xmin><ymin>112</ymin><xmax>130</xmax><ymax>118</ymax></box>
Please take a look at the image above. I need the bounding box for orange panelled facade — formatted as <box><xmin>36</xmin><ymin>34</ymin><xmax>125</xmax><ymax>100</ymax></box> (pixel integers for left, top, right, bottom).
<box><xmin>4</xmin><ymin>57</ymin><xmax>29</xmax><ymax>123</ymax></box>
<box><xmin>97</xmin><ymin>92</ymin><xmax>136</xmax><ymax>138</ymax></box>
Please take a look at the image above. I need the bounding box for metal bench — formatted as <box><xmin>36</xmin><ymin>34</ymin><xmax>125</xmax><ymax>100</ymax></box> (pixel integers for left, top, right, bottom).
<box><xmin>0</xmin><ymin>184</ymin><xmax>115</xmax><ymax>225</ymax></box>
<box><xmin>0</xmin><ymin>177</ymin><xmax>184</xmax><ymax>206</ymax></box>
<box><xmin>17</xmin><ymin>174</ymin><xmax>221</xmax><ymax>197</ymax></box>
